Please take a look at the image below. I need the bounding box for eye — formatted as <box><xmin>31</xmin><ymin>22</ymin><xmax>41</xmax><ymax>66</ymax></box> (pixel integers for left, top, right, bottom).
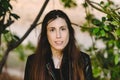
<box><xmin>61</xmin><ymin>27</ymin><xmax>67</xmax><ymax>31</ymax></box>
<box><xmin>49</xmin><ymin>28</ymin><xmax>55</xmax><ymax>32</ymax></box>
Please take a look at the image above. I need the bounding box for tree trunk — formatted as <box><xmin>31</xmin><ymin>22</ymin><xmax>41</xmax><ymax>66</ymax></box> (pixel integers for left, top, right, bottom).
<box><xmin>0</xmin><ymin>48</ymin><xmax>10</xmax><ymax>74</ymax></box>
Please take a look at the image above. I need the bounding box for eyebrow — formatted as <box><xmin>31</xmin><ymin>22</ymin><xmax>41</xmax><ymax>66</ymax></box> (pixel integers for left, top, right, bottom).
<box><xmin>48</xmin><ymin>25</ymin><xmax>67</xmax><ymax>28</ymax></box>
<box><xmin>47</xmin><ymin>27</ymin><xmax>55</xmax><ymax>29</ymax></box>
<box><xmin>60</xmin><ymin>25</ymin><xmax>67</xmax><ymax>28</ymax></box>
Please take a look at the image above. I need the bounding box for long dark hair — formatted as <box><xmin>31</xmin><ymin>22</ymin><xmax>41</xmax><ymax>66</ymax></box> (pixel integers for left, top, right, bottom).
<box><xmin>30</xmin><ymin>10</ymin><xmax>84</xmax><ymax>80</ymax></box>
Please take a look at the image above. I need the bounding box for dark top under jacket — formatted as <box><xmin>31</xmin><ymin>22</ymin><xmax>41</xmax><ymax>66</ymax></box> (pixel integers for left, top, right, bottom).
<box><xmin>24</xmin><ymin>51</ymin><xmax>93</xmax><ymax>80</ymax></box>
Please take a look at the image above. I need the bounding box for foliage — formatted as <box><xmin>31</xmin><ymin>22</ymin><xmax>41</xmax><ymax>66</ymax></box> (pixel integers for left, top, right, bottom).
<box><xmin>0</xmin><ymin>0</ymin><xmax>20</xmax><ymax>34</ymax></box>
<box><xmin>61</xmin><ymin>0</ymin><xmax>120</xmax><ymax>80</ymax></box>
<box><xmin>13</xmin><ymin>41</ymin><xmax>35</xmax><ymax>61</ymax></box>
<box><xmin>0</xmin><ymin>0</ymin><xmax>41</xmax><ymax>74</ymax></box>
<box><xmin>0</xmin><ymin>0</ymin><xmax>23</xmax><ymax>60</ymax></box>
<box><xmin>1</xmin><ymin>0</ymin><xmax>120</xmax><ymax>80</ymax></box>
<box><xmin>0</xmin><ymin>0</ymin><xmax>20</xmax><ymax>56</ymax></box>
<box><xmin>0</xmin><ymin>0</ymin><xmax>35</xmax><ymax>62</ymax></box>
<box><xmin>0</xmin><ymin>0</ymin><xmax>48</xmax><ymax>74</ymax></box>
<box><xmin>81</xmin><ymin>1</ymin><xmax>120</xmax><ymax>80</ymax></box>
<box><xmin>60</xmin><ymin>0</ymin><xmax>77</xmax><ymax>8</ymax></box>
<box><xmin>1</xmin><ymin>29</ymin><xmax>35</xmax><ymax>61</ymax></box>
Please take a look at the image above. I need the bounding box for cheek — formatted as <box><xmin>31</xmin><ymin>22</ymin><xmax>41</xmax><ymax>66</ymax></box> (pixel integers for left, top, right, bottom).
<box><xmin>65</xmin><ymin>31</ymin><xmax>69</xmax><ymax>39</ymax></box>
<box><xmin>47</xmin><ymin>34</ymin><xmax>54</xmax><ymax>44</ymax></box>
<box><xmin>64</xmin><ymin>32</ymin><xmax>69</xmax><ymax>44</ymax></box>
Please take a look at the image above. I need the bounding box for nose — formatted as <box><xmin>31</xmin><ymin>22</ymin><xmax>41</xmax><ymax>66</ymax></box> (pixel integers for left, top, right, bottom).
<box><xmin>56</xmin><ymin>30</ymin><xmax>61</xmax><ymax>38</ymax></box>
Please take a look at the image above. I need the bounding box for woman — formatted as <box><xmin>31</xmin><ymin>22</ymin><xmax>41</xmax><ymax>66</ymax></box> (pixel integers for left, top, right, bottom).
<box><xmin>24</xmin><ymin>10</ymin><xmax>93</xmax><ymax>80</ymax></box>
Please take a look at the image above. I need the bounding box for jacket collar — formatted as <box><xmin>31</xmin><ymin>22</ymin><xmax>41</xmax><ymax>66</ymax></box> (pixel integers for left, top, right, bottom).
<box><xmin>46</xmin><ymin>52</ymin><xmax>69</xmax><ymax>80</ymax></box>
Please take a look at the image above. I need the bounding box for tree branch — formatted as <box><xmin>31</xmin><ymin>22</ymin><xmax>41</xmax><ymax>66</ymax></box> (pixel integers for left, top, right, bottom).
<box><xmin>85</xmin><ymin>0</ymin><xmax>106</xmax><ymax>13</ymax></box>
<box><xmin>9</xmin><ymin>0</ymin><xmax>49</xmax><ymax>50</ymax></box>
<box><xmin>0</xmin><ymin>48</ymin><xmax>10</xmax><ymax>74</ymax></box>
<box><xmin>0</xmin><ymin>0</ymin><xmax>49</xmax><ymax>73</ymax></box>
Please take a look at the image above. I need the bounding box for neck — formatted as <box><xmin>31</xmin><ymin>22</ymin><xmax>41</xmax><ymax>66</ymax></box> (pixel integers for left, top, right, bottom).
<box><xmin>51</xmin><ymin>47</ymin><xmax>63</xmax><ymax>59</ymax></box>
<box><xmin>52</xmin><ymin>54</ymin><xmax>63</xmax><ymax>69</ymax></box>
<box><xmin>52</xmin><ymin>52</ymin><xmax>63</xmax><ymax>59</ymax></box>
<box><xmin>51</xmin><ymin>47</ymin><xmax>63</xmax><ymax>68</ymax></box>
<box><xmin>51</xmin><ymin>50</ymin><xmax>63</xmax><ymax>69</ymax></box>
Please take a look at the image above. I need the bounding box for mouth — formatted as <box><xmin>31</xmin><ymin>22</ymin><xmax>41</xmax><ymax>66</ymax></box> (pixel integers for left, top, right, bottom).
<box><xmin>55</xmin><ymin>41</ymin><xmax>63</xmax><ymax>45</ymax></box>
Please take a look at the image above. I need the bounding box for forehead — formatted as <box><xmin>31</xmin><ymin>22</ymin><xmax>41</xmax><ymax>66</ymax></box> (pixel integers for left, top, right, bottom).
<box><xmin>47</xmin><ymin>17</ymin><xmax>67</xmax><ymax>28</ymax></box>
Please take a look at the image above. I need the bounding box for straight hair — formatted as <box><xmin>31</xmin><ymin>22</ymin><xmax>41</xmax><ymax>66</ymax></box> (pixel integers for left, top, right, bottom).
<box><xmin>30</xmin><ymin>10</ymin><xmax>85</xmax><ymax>80</ymax></box>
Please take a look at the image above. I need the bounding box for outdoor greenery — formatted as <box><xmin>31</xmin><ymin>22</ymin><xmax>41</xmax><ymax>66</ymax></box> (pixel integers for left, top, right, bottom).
<box><xmin>0</xmin><ymin>0</ymin><xmax>49</xmax><ymax>75</ymax></box>
<box><xmin>62</xmin><ymin>0</ymin><xmax>120</xmax><ymax>80</ymax></box>
<box><xmin>0</xmin><ymin>0</ymin><xmax>120</xmax><ymax>80</ymax></box>
<box><xmin>82</xmin><ymin>1</ymin><xmax>120</xmax><ymax>80</ymax></box>
<box><xmin>0</xmin><ymin>0</ymin><xmax>20</xmax><ymax>73</ymax></box>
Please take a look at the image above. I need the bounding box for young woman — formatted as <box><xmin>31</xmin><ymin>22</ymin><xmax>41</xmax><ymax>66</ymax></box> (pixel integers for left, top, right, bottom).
<box><xmin>24</xmin><ymin>10</ymin><xmax>93</xmax><ymax>80</ymax></box>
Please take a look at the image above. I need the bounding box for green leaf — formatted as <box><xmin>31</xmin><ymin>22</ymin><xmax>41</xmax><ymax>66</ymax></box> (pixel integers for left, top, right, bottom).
<box><xmin>82</xmin><ymin>2</ymin><xmax>88</xmax><ymax>8</ymax></box>
<box><xmin>116</xmin><ymin>40</ymin><xmax>120</xmax><ymax>48</ymax></box>
<box><xmin>85</xmin><ymin>14</ymin><xmax>94</xmax><ymax>21</ymax></box>
<box><xmin>13</xmin><ymin>35</ymin><xmax>20</xmax><ymax>41</ymax></box>
<box><xmin>10</xmin><ymin>13</ymin><xmax>20</xmax><ymax>20</ymax></box>
<box><xmin>2</xmin><ymin>30</ymin><xmax>9</xmax><ymax>34</ymax></box>
<box><xmin>25</xmin><ymin>42</ymin><xmax>35</xmax><ymax>51</ymax></box>
<box><xmin>114</xmin><ymin>54</ymin><xmax>119</xmax><ymax>65</ymax></box>
<box><xmin>19</xmin><ymin>52</ymin><xmax>25</xmax><ymax>61</ymax></box>
<box><xmin>100</xmin><ymin>30</ymin><xmax>106</xmax><ymax>37</ymax></box>
<box><xmin>108</xmin><ymin>40</ymin><xmax>114</xmax><ymax>47</ymax></box>
<box><xmin>115</xmin><ymin>28</ymin><xmax>120</xmax><ymax>36</ymax></box>
<box><xmin>8</xmin><ymin>3</ymin><xmax>13</xmax><ymax>10</ymax></box>
<box><xmin>92</xmin><ymin>28</ymin><xmax>99</xmax><ymax>35</ymax></box>
<box><xmin>100</xmin><ymin>1</ymin><xmax>104</xmax><ymax>5</ymax></box>
<box><xmin>92</xmin><ymin>18</ymin><xmax>101</xmax><ymax>26</ymax></box>
<box><xmin>103</xmin><ymin>25</ymin><xmax>109</xmax><ymax>31</ymax></box>
<box><xmin>104</xmin><ymin>2</ymin><xmax>111</xmax><ymax>8</ymax></box>
<box><xmin>14</xmin><ymin>45</ymin><xmax>25</xmax><ymax>61</ymax></box>
<box><xmin>102</xmin><ymin>17</ymin><xmax>106</xmax><ymax>22</ymax></box>
<box><xmin>93</xmin><ymin>67</ymin><xmax>101</xmax><ymax>77</ymax></box>
<box><xmin>2</xmin><ymin>1</ymin><xmax>10</xmax><ymax>11</ymax></box>
<box><xmin>61</xmin><ymin>0</ymin><xmax>77</xmax><ymax>8</ymax></box>
<box><xmin>111</xmin><ymin>21</ymin><xmax>119</xmax><ymax>26</ymax></box>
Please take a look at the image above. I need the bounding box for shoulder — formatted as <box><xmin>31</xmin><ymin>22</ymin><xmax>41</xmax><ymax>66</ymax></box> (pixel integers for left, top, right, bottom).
<box><xmin>80</xmin><ymin>51</ymin><xmax>91</xmax><ymax>66</ymax></box>
<box><xmin>26</xmin><ymin>54</ymin><xmax>36</xmax><ymax>63</ymax></box>
<box><xmin>24</xmin><ymin>54</ymin><xmax>36</xmax><ymax>80</ymax></box>
<box><xmin>25</xmin><ymin>54</ymin><xmax>36</xmax><ymax>69</ymax></box>
<box><xmin>80</xmin><ymin>51</ymin><xmax>93</xmax><ymax>79</ymax></box>
<box><xmin>80</xmin><ymin>51</ymin><xmax>90</xmax><ymax>61</ymax></box>
<box><xmin>28</xmin><ymin>54</ymin><xmax>36</xmax><ymax>59</ymax></box>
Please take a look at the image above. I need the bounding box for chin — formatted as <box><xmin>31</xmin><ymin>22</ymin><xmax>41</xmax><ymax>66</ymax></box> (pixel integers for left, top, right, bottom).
<box><xmin>55</xmin><ymin>48</ymin><xmax>64</xmax><ymax>51</ymax></box>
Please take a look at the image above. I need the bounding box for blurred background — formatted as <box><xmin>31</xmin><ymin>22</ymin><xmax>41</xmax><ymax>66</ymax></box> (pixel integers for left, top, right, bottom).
<box><xmin>0</xmin><ymin>0</ymin><xmax>120</xmax><ymax>80</ymax></box>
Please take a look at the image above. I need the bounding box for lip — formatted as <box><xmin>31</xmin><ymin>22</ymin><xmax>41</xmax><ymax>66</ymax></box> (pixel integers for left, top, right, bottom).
<box><xmin>55</xmin><ymin>41</ymin><xmax>63</xmax><ymax>45</ymax></box>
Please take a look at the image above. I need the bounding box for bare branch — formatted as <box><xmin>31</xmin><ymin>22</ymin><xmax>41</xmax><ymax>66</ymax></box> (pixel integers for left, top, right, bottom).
<box><xmin>0</xmin><ymin>0</ymin><xmax>49</xmax><ymax>73</ymax></box>
<box><xmin>71</xmin><ymin>23</ymin><xmax>82</xmax><ymax>27</ymax></box>
<box><xmin>85</xmin><ymin>0</ymin><xmax>106</xmax><ymax>13</ymax></box>
<box><xmin>0</xmin><ymin>48</ymin><xmax>10</xmax><ymax>73</ymax></box>
<box><xmin>9</xmin><ymin>0</ymin><xmax>49</xmax><ymax>50</ymax></box>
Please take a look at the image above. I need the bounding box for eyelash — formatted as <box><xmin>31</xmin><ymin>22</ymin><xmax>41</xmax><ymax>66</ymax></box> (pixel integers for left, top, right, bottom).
<box><xmin>49</xmin><ymin>27</ymin><xmax>67</xmax><ymax>32</ymax></box>
<box><xmin>50</xmin><ymin>28</ymin><xmax>55</xmax><ymax>32</ymax></box>
<box><xmin>61</xmin><ymin>28</ymin><xmax>66</xmax><ymax>31</ymax></box>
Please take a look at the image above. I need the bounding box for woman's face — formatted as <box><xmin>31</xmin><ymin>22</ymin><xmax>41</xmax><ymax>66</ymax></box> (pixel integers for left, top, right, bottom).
<box><xmin>47</xmin><ymin>17</ymin><xmax>69</xmax><ymax>52</ymax></box>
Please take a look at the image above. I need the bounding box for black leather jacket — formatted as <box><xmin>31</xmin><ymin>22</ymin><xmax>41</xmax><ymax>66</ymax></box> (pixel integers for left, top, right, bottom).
<box><xmin>24</xmin><ymin>52</ymin><xmax>93</xmax><ymax>80</ymax></box>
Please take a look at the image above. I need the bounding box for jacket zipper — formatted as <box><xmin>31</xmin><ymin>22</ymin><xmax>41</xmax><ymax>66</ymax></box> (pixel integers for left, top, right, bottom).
<box><xmin>46</xmin><ymin>63</ymin><xmax>56</xmax><ymax>80</ymax></box>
